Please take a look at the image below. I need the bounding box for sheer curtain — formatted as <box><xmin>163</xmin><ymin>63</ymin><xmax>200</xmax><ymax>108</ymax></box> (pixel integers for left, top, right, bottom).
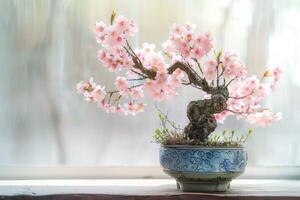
<box><xmin>0</xmin><ymin>0</ymin><xmax>299</xmax><ymax>166</ymax></box>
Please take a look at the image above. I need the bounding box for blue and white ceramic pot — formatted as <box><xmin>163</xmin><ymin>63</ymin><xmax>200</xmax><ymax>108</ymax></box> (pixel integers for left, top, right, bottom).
<box><xmin>160</xmin><ymin>145</ymin><xmax>247</xmax><ymax>192</ymax></box>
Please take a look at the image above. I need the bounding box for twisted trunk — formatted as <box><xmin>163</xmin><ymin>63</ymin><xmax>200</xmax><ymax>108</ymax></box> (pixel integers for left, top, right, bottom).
<box><xmin>184</xmin><ymin>89</ymin><xmax>229</xmax><ymax>142</ymax></box>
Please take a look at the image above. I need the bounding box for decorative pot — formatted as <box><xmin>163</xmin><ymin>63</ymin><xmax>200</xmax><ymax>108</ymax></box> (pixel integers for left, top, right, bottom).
<box><xmin>159</xmin><ymin>145</ymin><xmax>247</xmax><ymax>192</ymax></box>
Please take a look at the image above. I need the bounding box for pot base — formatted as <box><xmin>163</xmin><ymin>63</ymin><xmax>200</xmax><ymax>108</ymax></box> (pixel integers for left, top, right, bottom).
<box><xmin>177</xmin><ymin>180</ymin><xmax>230</xmax><ymax>192</ymax></box>
<box><xmin>164</xmin><ymin>169</ymin><xmax>242</xmax><ymax>192</ymax></box>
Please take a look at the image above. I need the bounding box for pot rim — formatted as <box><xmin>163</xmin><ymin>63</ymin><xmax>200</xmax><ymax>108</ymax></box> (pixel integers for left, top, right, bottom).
<box><xmin>161</xmin><ymin>144</ymin><xmax>245</xmax><ymax>150</ymax></box>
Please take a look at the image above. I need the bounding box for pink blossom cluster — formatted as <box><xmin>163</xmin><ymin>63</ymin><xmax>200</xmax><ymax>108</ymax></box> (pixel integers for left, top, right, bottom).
<box><xmin>200</xmin><ymin>53</ymin><xmax>247</xmax><ymax>82</ymax></box>
<box><xmin>114</xmin><ymin>76</ymin><xmax>144</xmax><ymax>99</ymax></box>
<box><xmin>214</xmin><ymin>67</ymin><xmax>283</xmax><ymax>127</ymax></box>
<box><xmin>144</xmin><ymin>68</ymin><xmax>184</xmax><ymax>100</ymax></box>
<box><xmin>95</xmin><ymin>16</ymin><xmax>137</xmax><ymax>48</ymax></box>
<box><xmin>97</xmin><ymin>48</ymin><xmax>134</xmax><ymax>72</ymax></box>
<box><xmin>134</xmin><ymin>43</ymin><xmax>185</xmax><ymax>99</ymax></box>
<box><xmin>76</xmin><ymin>78</ymin><xmax>145</xmax><ymax>115</ymax></box>
<box><xmin>76</xmin><ymin>77</ymin><xmax>106</xmax><ymax>102</ymax></box>
<box><xmin>219</xmin><ymin>53</ymin><xmax>247</xmax><ymax>80</ymax></box>
<box><xmin>91</xmin><ymin>16</ymin><xmax>186</xmax><ymax>113</ymax></box>
<box><xmin>95</xmin><ymin>15</ymin><xmax>138</xmax><ymax>72</ymax></box>
<box><xmin>162</xmin><ymin>23</ymin><xmax>212</xmax><ymax>60</ymax></box>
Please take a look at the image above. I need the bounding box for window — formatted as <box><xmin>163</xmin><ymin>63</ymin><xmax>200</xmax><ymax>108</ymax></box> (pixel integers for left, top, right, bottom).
<box><xmin>0</xmin><ymin>0</ymin><xmax>299</xmax><ymax>171</ymax></box>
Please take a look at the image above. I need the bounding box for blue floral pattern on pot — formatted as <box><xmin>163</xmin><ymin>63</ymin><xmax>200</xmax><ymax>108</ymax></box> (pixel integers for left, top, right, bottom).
<box><xmin>160</xmin><ymin>146</ymin><xmax>247</xmax><ymax>173</ymax></box>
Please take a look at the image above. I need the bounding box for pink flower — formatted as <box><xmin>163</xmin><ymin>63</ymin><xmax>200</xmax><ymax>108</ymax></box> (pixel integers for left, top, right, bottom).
<box><xmin>123</xmin><ymin>102</ymin><xmax>137</xmax><ymax>115</ymax></box>
<box><xmin>194</xmin><ymin>33</ymin><xmax>212</xmax><ymax>53</ymax></box>
<box><xmin>135</xmin><ymin>103</ymin><xmax>146</xmax><ymax>112</ymax></box>
<box><xmin>95</xmin><ymin>22</ymin><xmax>106</xmax><ymax>33</ymax></box>
<box><xmin>271</xmin><ymin>67</ymin><xmax>283</xmax><ymax>90</ymax></box>
<box><xmin>105</xmin><ymin>27</ymin><xmax>125</xmax><ymax>47</ymax></box>
<box><xmin>123</xmin><ymin>102</ymin><xmax>146</xmax><ymax>115</ymax></box>
<box><xmin>171</xmin><ymin>24</ymin><xmax>184</xmax><ymax>35</ymax></box>
<box><xmin>192</xmin><ymin>47</ymin><xmax>205</xmax><ymax>59</ymax></box>
<box><xmin>76</xmin><ymin>77</ymin><xmax>97</xmax><ymax>101</ymax></box>
<box><xmin>155</xmin><ymin>71</ymin><xmax>168</xmax><ymax>83</ymax></box>
<box><xmin>114</xmin><ymin>15</ymin><xmax>130</xmax><ymax>33</ymax></box>
<box><xmin>272</xmin><ymin>67</ymin><xmax>282</xmax><ymax>81</ymax></box>
<box><xmin>142</xmin><ymin>43</ymin><xmax>155</xmax><ymax>52</ymax></box>
<box><xmin>98</xmin><ymin>48</ymin><xmax>133</xmax><ymax>72</ymax></box>
<box><xmin>144</xmin><ymin>80</ymin><xmax>167</xmax><ymax>100</ymax></box>
<box><xmin>245</xmin><ymin>76</ymin><xmax>259</xmax><ymax>89</ymax></box>
<box><xmin>204</xmin><ymin>60</ymin><xmax>217</xmax><ymax>81</ymax></box>
<box><xmin>95</xmin><ymin>22</ymin><xmax>107</xmax><ymax>44</ymax></box>
<box><xmin>164</xmin><ymin>23</ymin><xmax>212</xmax><ymax>60</ymax></box>
<box><xmin>246</xmin><ymin>110</ymin><xmax>282</xmax><ymax>127</ymax></box>
<box><xmin>144</xmin><ymin>51</ymin><xmax>166</xmax><ymax>72</ymax></box>
<box><xmin>115</xmin><ymin>76</ymin><xmax>129</xmax><ymax>95</ymax></box>
<box><xmin>130</xmin><ymin>86</ymin><xmax>144</xmax><ymax>99</ymax></box>
<box><xmin>94</xmin><ymin>15</ymin><xmax>137</xmax><ymax>49</ymax></box>
<box><xmin>220</xmin><ymin>52</ymin><xmax>247</xmax><ymax>79</ymax></box>
<box><xmin>98</xmin><ymin>50</ymin><xmax>106</xmax><ymax>60</ymax></box>
<box><xmin>223</xmin><ymin>61</ymin><xmax>247</xmax><ymax>79</ymax></box>
<box><xmin>98</xmin><ymin>102</ymin><xmax>119</xmax><ymax>114</ymax></box>
<box><xmin>220</xmin><ymin>52</ymin><xmax>235</xmax><ymax>67</ymax></box>
<box><xmin>170</xmin><ymin>68</ymin><xmax>184</xmax><ymax>86</ymax></box>
<box><xmin>91</xmin><ymin>85</ymin><xmax>107</xmax><ymax>102</ymax></box>
<box><xmin>240</xmin><ymin>76</ymin><xmax>259</xmax><ymax>96</ymax></box>
<box><xmin>214</xmin><ymin>110</ymin><xmax>232</xmax><ymax>124</ymax></box>
<box><xmin>102</xmin><ymin>103</ymin><xmax>113</xmax><ymax>113</ymax></box>
<box><xmin>162</xmin><ymin>40</ymin><xmax>176</xmax><ymax>57</ymax></box>
<box><xmin>114</xmin><ymin>15</ymin><xmax>138</xmax><ymax>36</ymax></box>
<box><xmin>76</xmin><ymin>77</ymin><xmax>96</xmax><ymax>94</ymax></box>
<box><xmin>255</xmin><ymin>83</ymin><xmax>269</xmax><ymax>102</ymax></box>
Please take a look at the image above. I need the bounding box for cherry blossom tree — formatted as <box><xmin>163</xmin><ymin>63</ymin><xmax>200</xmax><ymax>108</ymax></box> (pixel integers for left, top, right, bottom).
<box><xmin>77</xmin><ymin>13</ymin><xmax>282</xmax><ymax>142</ymax></box>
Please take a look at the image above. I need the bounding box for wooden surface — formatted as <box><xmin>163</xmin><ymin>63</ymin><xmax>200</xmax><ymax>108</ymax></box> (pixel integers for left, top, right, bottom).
<box><xmin>0</xmin><ymin>179</ymin><xmax>300</xmax><ymax>199</ymax></box>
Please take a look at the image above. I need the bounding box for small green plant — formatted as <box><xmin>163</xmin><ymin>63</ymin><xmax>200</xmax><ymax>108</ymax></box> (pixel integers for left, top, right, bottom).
<box><xmin>153</xmin><ymin>110</ymin><xmax>192</xmax><ymax>145</ymax></box>
<box><xmin>153</xmin><ymin>110</ymin><xmax>253</xmax><ymax>147</ymax></box>
<box><xmin>208</xmin><ymin>128</ymin><xmax>253</xmax><ymax>147</ymax></box>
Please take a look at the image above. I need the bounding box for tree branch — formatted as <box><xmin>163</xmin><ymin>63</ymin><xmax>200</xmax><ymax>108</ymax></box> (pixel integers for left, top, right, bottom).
<box><xmin>125</xmin><ymin>41</ymin><xmax>156</xmax><ymax>79</ymax></box>
<box><xmin>168</xmin><ymin>61</ymin><xmax>212</xmax><ymax>93</ymax></box>
<box><xmin>124</xmin><ymin>41</ymin><xmax>216</xmax><ymax>94</ymax></box>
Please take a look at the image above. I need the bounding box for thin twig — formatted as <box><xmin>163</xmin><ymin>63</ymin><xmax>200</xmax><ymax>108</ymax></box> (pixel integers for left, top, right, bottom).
<box><xmin>126</xmin><ymin>40</ymin><xmax>144</xmax><ymax>66</ymax></box>
<box><xmin>192</xmin><ymin>58</ymin><xmax>204</xmax><ymax>75</ymax></box>
<box><xmin>225</xmin><ymin>78</ymin><xmax>235</xmax><ymax>88</ymax></box>
<box><xmin>130</xmin><ymin>69</ymin><xmax>148</xmax><ymax>79</ymax></box>
<box><xmin>107</xmin><ymin>83</ymin><xmax>143</xmax><ymax>94</ymax></box>
<box><xmin>187</xmin><ymin>62</ymin><xmax>203</xmax><ymax>81</ymax></box>
<box><xmin>216</xmin><ymin>64</ymin><xmax>219</xmax><ymax>87</ymax></box>
<box><xmin>127</xmin><ymin>77</ymin><xmax>147</xmax><ymax>81</ymax></box>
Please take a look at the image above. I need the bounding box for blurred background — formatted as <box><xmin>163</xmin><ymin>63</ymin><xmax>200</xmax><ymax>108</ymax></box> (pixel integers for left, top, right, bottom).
<box><xmin>0</xmin><ymin>0</ymin><xmax>299</xmax><ymax>167</ymax></box>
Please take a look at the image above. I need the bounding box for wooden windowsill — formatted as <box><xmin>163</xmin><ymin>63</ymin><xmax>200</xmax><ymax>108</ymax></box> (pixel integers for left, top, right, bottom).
<box><xmin>0</xmin><ymin>179</ymin><xmax>300</xmax><ymax>199</ymax></box>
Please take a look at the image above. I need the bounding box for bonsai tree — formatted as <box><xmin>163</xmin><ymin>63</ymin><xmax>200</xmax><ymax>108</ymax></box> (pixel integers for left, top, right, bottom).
<box><xmin>77</xmin><ymin>12</ymin><xmax>282</xmax><ymax>144</ymax></box>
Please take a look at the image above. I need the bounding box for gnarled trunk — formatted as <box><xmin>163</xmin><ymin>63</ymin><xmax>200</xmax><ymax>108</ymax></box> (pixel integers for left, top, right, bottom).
<box><xmin>184</xmin><ymin>86</ymin><xmax>229</xmax><ymax>142</ymax></box>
